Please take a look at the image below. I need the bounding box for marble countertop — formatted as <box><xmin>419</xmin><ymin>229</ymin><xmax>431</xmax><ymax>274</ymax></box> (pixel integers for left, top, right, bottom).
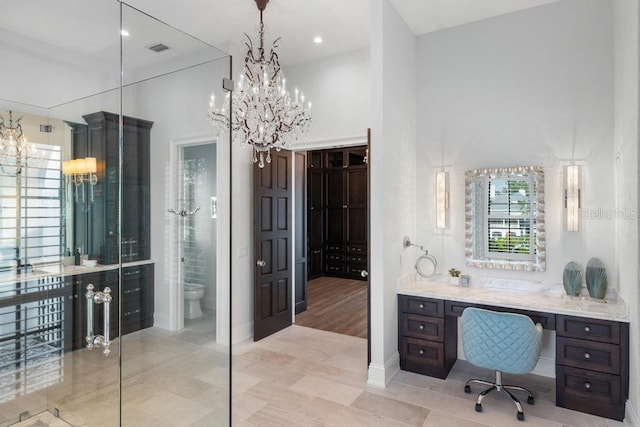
<box><xmin>0</xmin><ymin>259</ymin><xmax>155</xmax><ymax>286</ymax></box>
<box><xmin>398</xmin><ymin>276</ymin><xmax>629</xmax><ymax>323</ymax></box>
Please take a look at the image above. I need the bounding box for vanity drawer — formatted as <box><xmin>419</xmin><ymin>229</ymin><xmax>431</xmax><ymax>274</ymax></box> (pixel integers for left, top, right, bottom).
<box><xmin>557</xmin><ymin>315</ymin><xmax>620</xmax><ymax>344</ymax></box>
<box><xmin>556</xmin><ymin>365</ymin><xmax>623</xmax><ymax>420</ymax></box>
<box><xmin>401</xmin><ymin>314</ymin><xmax>444</xmax><ymax>342</ymax></box>
<box><xmin>444</xmin><ymin>301</ymin><xmax>555</xmax><ymax>329</ymax></box>
<box><xmin>399</xmin><ymin>295</ymin><xmax>443</xmax><ymax>317</ymax></box>
<box><xmin>556</xmin><ymin>337</ymin><xmax>620</xmax><ymax>375</ymax></box>
<box><xmin>401</xmin><ymin>337</ymin><xmax>444</xmax><ymax>368</ymax></box>
<box><xmin>347</xmin><ymin>254</ymin><xmax>367</xmax><ymax>264</ymax></box>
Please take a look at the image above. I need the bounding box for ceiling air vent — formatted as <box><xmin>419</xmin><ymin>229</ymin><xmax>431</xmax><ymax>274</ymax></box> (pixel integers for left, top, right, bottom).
<box><xmin>147</xmin><ymin>43</ymin><xmax>170</xmax><ymax>53</ymax></box>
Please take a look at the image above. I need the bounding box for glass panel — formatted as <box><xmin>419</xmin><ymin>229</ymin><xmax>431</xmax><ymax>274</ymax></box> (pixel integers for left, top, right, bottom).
<box><xmin>0</xmin><ymin>0</ymin><xmax>122</xmax><ymax>425</ymax></box>
<box><xmin>120</xmin><ymin>4</ymin><xmax>231</xmax><ymax>426</ymax></box>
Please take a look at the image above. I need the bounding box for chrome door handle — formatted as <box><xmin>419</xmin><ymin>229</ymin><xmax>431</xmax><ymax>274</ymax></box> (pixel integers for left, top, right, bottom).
<box><xmin>256</xmin><ymin>260</ymin><xmax>266</xmax><ymax>267</ymax></box>
<box><xmin>86</xmin><ymin>284</ymin><xmax>112</xmax><ymax>355</ymax></box>
<box><xmin>360</xmin><ymin>270</ymin><xmax>368</xmax><ymax>278</ymax></box>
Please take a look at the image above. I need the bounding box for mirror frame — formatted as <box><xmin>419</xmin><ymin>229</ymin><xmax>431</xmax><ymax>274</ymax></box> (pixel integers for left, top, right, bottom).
<box><xmin>464</xmin><ymin>166</ymin><xmax>545</xmax><ymax>272</ymax></box>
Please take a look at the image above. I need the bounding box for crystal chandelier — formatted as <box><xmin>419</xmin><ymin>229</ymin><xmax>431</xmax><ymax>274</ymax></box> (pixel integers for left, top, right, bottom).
<box><xmin>0</xmin><ymin>111</ymin><xmax>40</xmax><ymax>176</ymax></box>
<box><xmin>208</xmin><ymin>0</ymin><xmax>312</xmax><ymax>168</ymax></box>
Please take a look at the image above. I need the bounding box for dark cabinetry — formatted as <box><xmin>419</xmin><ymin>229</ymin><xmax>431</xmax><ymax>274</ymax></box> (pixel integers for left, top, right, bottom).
<box><xmin>65</xmin><ymin>264</ymin><xmax>155</xmax><ymax>351</ymax></box>
<box><xmin>556</xmin><ymin>315</ymin><xmax>629</xmax><ymax>420</ymax></box>
<box><xmin>71</xmin><ymin>112</ymin><xmax>153</xmax><ymax>265</ymax></box>
<box><xmin>397</xmin><ymin>295</ymin><xmax>630</xmax><ymax>421</ymax></box>
<box><xmin>398</xmin><ymin>295</ymin><xmax>457</xmax><ymax>379</ymax></box>
<box><xmin>307</xmin><ymin>147</ymin><xmax>368</xmax><ymax>280</ymax></box>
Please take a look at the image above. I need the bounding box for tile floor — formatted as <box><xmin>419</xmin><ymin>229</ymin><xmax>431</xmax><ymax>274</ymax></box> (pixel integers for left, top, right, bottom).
<box><xmin>233</xmin><ymin>325</ymin><xmax>631</xmax><ymax>427</ymax></box>
<box><xmin>3</xmin><ymin>320</ymin><xmax>633</xmax><ymax>426</ymax></box>
<box><xmin>1</xmin><ymin>310</ymin><xmax>230</xmax><ymax>427</ymax></box>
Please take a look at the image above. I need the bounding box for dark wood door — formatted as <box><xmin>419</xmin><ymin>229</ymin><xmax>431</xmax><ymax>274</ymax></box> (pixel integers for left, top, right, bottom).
<box><xmin>254</xmin><ymin>150</ymin><xmax>293</xmax><ymax>341</ymax></box>
<box><xmin>294</xmin><ymin>152</ymin><xmax>307</xmax><ymax>314</ymax></box>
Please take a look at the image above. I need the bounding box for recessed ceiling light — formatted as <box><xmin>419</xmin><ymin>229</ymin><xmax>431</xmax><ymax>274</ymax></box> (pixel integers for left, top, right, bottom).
<box><xmin>313</xmin><ymin>36</ymin><xmax>323</xmax><ymax>44</ymax></box>
<box><xmin>120</xmin><ymin>29</ymin><xmax>130</xmax><ymax>37</ymax></box>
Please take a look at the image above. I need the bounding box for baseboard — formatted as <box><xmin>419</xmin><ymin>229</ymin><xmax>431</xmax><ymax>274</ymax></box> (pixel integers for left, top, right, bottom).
<box><xmin>367</xmin><ymin>351</ymin><xmax>400</xmax><ymax>387</ymax></box>
<box><xmin>531</xmin><ymin>355</ymin><xmax>555</xmax><ymax>378</ymax></box>
<box><xmin>232</xmin><ymin>321</ymin><xmax>253</xmax><ymax>344</ymax></box>
<box><xmin>627</xmin><ymin>400</ymin><xmax>640</xmax><ymax>426</ymax></box>
<box><xmin>153</xmin><ymin>313</ymin><xmax>171</xmax><ymax>330</ymax></box>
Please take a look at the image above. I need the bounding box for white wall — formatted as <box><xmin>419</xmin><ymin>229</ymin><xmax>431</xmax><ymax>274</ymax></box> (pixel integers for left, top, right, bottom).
<box><xmin>369</xmin><ymin>0</ymin><xmax>417</xmax><ymax>387</ymax></box>
<box><xmin>415</xmin><ymin>0</ymin><xmax>616</xmax><ymax>289</ymax></box>
<box><xmin>121</xmin><ymin>57</ymin><xmax>232</xmax><ymax>338</ymax></box>
<box><xmin>284</xmin><ymin>48</ymin><xmax>371</xmax><ymax>148</ymax></box>
<box><xmin>613</xmin><ymin>0</ymin><xmax>639</xmax><ymax>423</ymax></box>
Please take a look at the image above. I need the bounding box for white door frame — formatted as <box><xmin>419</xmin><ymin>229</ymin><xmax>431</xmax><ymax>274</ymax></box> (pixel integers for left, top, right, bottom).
<box><xmin>168</xmin><ymin>134</ymin><xmax>226</xmax><ymax>337</ymax></box>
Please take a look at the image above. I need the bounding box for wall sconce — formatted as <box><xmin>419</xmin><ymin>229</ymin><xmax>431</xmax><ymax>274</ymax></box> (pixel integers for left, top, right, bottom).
<box><xmin>62</xmin><ymin>157</ymin><xmax>98</xmax><ymax>206</ymax></box>
<box><xmin>436</xmin><ymin>171</ymin><xmax>449</xmax><ymax>229</ymax></box>
<box><xmin>565</xmin><ymin>165</ymin><xmax>581</xmax><ymax>232</ymax></box>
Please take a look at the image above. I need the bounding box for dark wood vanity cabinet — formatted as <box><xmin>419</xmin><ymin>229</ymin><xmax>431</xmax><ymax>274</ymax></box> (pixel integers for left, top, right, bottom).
<box><xmin>397</xmin><ymin>295</ymin><xmax>630</xmax><ymax>421</ymax></box>
<box><xmin>556</xmin><ymin>315</ymin><xmax>629</xmax><ymax>420</ymax></box>
<box><xmin>65</xmin><ymin>264</ymin><xmax>155</xmax><ymax>351</ymax></box>
<box><xmin>398</xmin><ymin>295</ymin><xmax>457</xmax><ymax>379</ymax></box>
<box><xmin>71</xmin><ymin>111</ymin><xmax>153</xmax><ymax>265</ymax></box>
<box><xmin>307</xmin><ymin>147</ymin><xmax>368</xmax><ymax>280</ymax></box>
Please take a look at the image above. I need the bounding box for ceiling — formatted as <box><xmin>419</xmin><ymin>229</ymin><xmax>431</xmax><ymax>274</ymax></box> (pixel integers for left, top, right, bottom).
<box><xmin>1</xmin><ymin>0</ymin><xmax>562</xmax><ymax>108</ymax></box>
<box><xmin>123</xmin><ymin>0</ymin><xmax>562</xmax><ymax>65</ymax></box>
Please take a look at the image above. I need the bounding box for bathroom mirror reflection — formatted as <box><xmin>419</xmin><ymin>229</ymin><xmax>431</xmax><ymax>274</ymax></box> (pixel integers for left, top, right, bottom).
<box><xmin>0</xmin><ymin>110</ymin><xmax>72</xmax><ymax>273</ymax></box>
<box><xmin>465</xmin><ymin>166</ymin><xmax>545</xmax><ymax>271</ymax></box>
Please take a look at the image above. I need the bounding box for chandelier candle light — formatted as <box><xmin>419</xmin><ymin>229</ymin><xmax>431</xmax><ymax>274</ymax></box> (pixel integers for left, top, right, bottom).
<box><xmin>208</xmin><ymin>0</ymin><xmax>312</xmax><ymax>168</ymax></box>
<box><xmin>0</xmin><ymin>111</ymin><xmax>37</xmax><ymax>175</ymax></box>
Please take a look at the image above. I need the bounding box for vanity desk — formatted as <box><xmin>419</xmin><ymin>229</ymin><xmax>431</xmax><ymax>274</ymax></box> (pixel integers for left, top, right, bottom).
<box><xmin>398</xmin><ymin>279</ymin><xmax>629</xmax><ymax>421</ymax></box>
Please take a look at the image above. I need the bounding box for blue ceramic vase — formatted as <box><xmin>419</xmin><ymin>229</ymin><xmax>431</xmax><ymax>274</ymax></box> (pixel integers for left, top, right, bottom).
<box><xmin>562</xmin><ymin>261</ymin><xmax>582</xmax><ymax>297</ymax></box>
<box><xmin>585</xmin><ymin>257</ymin><xmax>607</xmax><ymax>300</ymax></box>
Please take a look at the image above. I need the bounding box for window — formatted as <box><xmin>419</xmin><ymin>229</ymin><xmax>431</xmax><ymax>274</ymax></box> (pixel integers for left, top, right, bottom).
<box><xmin>465</xmin><ymin>166</ymin><xmax>545</xmax><ymax>271</ymax></box>
<box><xmin>486</xmin><ymin>176</ymin><xmax>535</xmax><ymax>260</ymax></box>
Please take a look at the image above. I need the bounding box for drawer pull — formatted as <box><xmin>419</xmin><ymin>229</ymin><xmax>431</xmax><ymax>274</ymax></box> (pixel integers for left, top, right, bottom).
<box><xmin>419</xmin><ymin>349</ymin><xmax>424</xmax><ymax>355</ymax></box>
<box><xmin>584</xmin><ymin>352</ymin><xmax>591</xmax><ymax>360</ymax></box>
<box><xmin>419</xmin><ymin>324</ymin><xmax>425</xmax><ymax>330</ymax></box>
<box><xmin>419</xmin><ymin>303</ymin><xmax>424</xmax><ymax>309</ymax></box>
<box><xmin>584</xmin><ymin>382</ymin><xmax>591</xmax><ymax>390</ymax></box>
<box><xmin>584</xmin><ymin>326</ymin><xmax>591</xmax><ymax>332</ymax></box>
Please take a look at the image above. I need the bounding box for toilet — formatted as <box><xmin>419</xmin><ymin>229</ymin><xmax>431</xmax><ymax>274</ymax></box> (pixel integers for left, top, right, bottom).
<box><xmin>184</xmin><ymin>283</ymin><xmax>206</xmax><ymax>319</ymax></box>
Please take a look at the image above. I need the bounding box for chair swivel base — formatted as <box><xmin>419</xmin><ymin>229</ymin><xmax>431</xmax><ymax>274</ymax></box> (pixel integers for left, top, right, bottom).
<box><xmin>464</xmin><ymin>371</ymin><xmax>534</xmax><ymax>422</ymax></box>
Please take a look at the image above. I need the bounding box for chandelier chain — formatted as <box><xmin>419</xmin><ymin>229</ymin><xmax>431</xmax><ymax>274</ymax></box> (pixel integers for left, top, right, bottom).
<box><xmin>208</xmin><ymin>1</ymin><xmax>311</xmax><ymax>167</ymax></box>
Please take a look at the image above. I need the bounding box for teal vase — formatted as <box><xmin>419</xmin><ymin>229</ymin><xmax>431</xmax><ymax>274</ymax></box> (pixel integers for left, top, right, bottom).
<box><xmin>562</xmin><ymin>261</ymin><xmax>582</xmax><ymax>297</ymax></box>
<box><xmin>585</xmin><ymin>258</ymin><xmax>607</xmax><ymax>299</ymax></box>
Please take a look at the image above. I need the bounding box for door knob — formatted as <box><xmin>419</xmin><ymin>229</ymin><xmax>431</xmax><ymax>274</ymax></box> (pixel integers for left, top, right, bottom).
<box><xmin>361</xmin><ymin>270</ymin><xmax>368</xmax><ymax>278</ymax></box>
<box><xmin>256</xmin><ymin>260</ymin><xmax>266</xmax><ymax>267</ymax></box>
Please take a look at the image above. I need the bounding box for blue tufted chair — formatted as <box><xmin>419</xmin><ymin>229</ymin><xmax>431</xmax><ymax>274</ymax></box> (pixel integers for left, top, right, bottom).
<box><xmin>461</xmin><ymin>307</ymin><xmax>543</xmax><ymax>421</ymax></box>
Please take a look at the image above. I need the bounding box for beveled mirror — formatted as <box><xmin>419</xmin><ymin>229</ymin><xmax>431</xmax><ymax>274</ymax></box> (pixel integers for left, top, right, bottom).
<box><xmin>465</xmin><ymin>166</ymin><xmax>545</xmax><ymax>271</ymax></box>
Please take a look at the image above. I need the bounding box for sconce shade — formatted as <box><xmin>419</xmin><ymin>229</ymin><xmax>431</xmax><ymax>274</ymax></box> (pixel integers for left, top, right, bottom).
<box><xmin>436</xmin><ymin>171</ymin><xmax>449</xmax><ymax>229</ymax></box>
<box><xmin>565</xmin><ymin>165</ymin><xmax>580</xmax><ymax>232</ymax></box>
<box><xmin>84</xmin><ymin>157</ymin><xmax>97</xmax><ymax>174</ymax></box>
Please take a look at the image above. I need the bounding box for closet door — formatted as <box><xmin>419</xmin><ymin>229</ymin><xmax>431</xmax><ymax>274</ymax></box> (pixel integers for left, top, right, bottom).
<box><xmin>325</xmin><ymin>169</ymin><xmax>346</xmax><ymax>275</ymax></box>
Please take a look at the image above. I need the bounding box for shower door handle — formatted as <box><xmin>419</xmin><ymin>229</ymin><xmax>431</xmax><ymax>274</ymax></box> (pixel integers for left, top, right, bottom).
<box><xmin>85</xmin><ymin>284</ymin><xmax>113</xmax><ymax>355</ymax></box>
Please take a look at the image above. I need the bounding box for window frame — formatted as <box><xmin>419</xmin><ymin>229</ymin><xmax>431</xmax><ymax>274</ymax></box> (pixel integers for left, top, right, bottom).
<box><xmin>465</xmin><ymin>166</ymin><xmax>545</xmax><ymax>272</ymax></box>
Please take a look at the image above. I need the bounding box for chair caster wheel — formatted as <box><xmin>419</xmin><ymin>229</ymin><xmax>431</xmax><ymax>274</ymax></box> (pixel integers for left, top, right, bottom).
<box><xmin>464</xmin><ymin>385</ymin><xmax>471</xmax><ymax>393</ymax></box>
<box><xmin>527</xmin><ymin>396</ymin><xmax>535</xmax><ymax>405</ymax></box>
<box><xmin>475</xmin><ymin>403</ymin><xmax>482</xmax><ymax>412</ymax></box>
<box><xmin>517</xmin><ymin>412</ymin><xmax>525</xmax><ymax>421</ymax></box>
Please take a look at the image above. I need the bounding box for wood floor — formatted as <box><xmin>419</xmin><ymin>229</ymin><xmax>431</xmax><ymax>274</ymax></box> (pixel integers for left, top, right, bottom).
<box><xmin>295</xmin><ymin>276</ymin><xmax>368</xmax><ymax>338</ymax></box>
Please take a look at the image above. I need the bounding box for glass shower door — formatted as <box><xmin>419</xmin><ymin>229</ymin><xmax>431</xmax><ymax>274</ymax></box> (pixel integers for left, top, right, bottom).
<box><xmin>119</xmin><ymin>3</ymin><xmax>231</xmax><ymax>426</ymax></box>
<box><xmin>0</xmin><ymin>1</ymin><xmax>123</xmax><ymax>425</ymax></box>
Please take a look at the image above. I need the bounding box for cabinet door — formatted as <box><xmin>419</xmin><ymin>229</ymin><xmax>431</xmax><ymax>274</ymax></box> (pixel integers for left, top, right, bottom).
<box><xmin>347</xmin><ymin>169</ymin><xmax>367</xmax><ymax>242</ymax></box>
<box><xmin>325</xmin><ymin>170</ymin><xmax>346</xmax><ymax>242</ymax></box>
<box><xmin>308</xmin><ymin>170</ymin><xmax>324</xmax><ymax>248</ymax></box>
